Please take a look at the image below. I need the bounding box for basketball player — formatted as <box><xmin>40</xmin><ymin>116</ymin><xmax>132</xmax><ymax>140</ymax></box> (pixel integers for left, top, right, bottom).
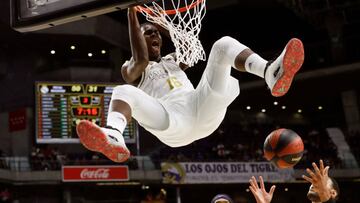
<box><xmin>249</xmin><ymin>160</ymin><xmax>339</xmax><ymax>203</ymax></box>
<box><xmin>211</xmin><ymin>194</ymin><xmax>233</xmax><ymax>203</ymax></box>
<box><xmin>302</xmin><ymin>160</ymin><xmax>340</xmax><ymax>203</ymax></box>
<box><xmin>249</xmin><ymin>176</ymin><xmax>276</xmax><ymax>203</ymax></box>
<box><xmin>76</xmin><ymin>7</ymin><xmax>305</xmax><ymax>162</ymax></box>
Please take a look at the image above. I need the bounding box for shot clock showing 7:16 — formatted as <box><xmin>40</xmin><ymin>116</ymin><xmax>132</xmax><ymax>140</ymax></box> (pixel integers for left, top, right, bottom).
<box><xmin>35</xmin><ymin>82</ymin><xmax>137</xmax><ymax>144</ymax></box>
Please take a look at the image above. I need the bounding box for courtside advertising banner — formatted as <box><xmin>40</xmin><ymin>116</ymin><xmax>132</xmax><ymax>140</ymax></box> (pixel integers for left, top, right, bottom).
<box><xmin>161</xmin><ymin>162</ymin><xmax>294</xmax><ymax>184</ymax></box>
<box><xmin>62</xmin><ymin>165</ymin><xmax>129</xmax><ymax>182</ymax></box>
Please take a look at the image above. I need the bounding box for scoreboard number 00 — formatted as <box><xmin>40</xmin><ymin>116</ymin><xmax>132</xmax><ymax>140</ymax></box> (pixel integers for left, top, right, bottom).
<box><xmin>71</xmin><ymin>85</ymin><xmax>82</xmax><ymax>92</ymax></box>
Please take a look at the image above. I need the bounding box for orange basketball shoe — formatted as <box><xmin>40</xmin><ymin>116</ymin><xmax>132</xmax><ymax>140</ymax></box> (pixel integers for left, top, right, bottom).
<box><xmin>76</xmin><ymin>120</ymin><xmax>130</xmax><ymax>163</ymax></box>
<box><xmin>265</xmin><ymin>38</ymin><xmax>304</xmax><ymax>97</ymax></box>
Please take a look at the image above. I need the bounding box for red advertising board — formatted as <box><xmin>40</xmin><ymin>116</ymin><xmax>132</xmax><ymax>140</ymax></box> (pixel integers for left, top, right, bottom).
<box><xmin>8</xmin><ymin>108</ymin><xmax>26</xmax><ymax>132</ymax></box>
<box><xmin>62</xmin><ymin>166</ymin><xmax>129</xmax><ymax>182</ymax></box>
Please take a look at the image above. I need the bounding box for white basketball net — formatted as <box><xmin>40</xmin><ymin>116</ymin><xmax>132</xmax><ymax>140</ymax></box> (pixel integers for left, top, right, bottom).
<box><xmin>137</xmin><ymin>0</ymin><xmax>206</xmax><ymax>67</ymax></box>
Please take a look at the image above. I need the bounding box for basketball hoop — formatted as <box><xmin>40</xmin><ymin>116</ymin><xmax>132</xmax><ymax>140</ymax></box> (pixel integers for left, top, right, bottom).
<box><xmin>136</xmin><ymin>0</ymin><xmax>206</xmax><ymax>67</ymax></box>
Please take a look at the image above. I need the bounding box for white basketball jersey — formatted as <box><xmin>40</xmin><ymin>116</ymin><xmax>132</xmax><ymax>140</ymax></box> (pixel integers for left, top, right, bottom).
<box><xmin>134</xmin><ymin>54</ymin><xmax>194</xmax><ymax>98</ymax></box>
<box><xmin>122</xmin><ymin>54</ymin><xmax>240</xmax><ymax>147</ymax></box>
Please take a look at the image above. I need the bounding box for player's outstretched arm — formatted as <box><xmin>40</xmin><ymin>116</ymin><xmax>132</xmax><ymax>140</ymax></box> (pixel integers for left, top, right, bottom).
<box><xmin>122</xmin><ymin>7</ymin><xmax>149</xmax><ymax>84</ymax></box>
<box><xmin>302</xmin><ymin>160</ymin><xmax>332</xmax><ymax>202</ymax></box>
<box><xmin>249</xmin><ymin>176</ymin><xmax>276</xmax><ymax>203</ymax></box>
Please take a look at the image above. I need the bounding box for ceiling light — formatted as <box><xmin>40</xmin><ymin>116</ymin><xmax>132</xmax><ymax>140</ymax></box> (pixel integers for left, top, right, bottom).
<box><xmin>50</xmin><ymin>50</ymin><xmax>55</xmax><ymax>55</ymax></box>
<box><xmin>318</xmin><ymin>106</ymin><xmax>323</xmax><ymax>110</ymax></box>
<box><xmin>261</xmin><ymin>109</ymin><xmax>266</xmax><ymax>113</ymax></box>
<box><xmin>298</xmin><ymin>109</ymin><xmax>302</xmax><ymax>113</ymax></box>
<box><xmin>281</xmin><ymin>106</ymin><xmax>286</xmax><ymax>110</ymax></box>
<box><xmin>70</xmin><ymin>45</ymin><xmax>76</xmax><ymax>50</ymax></box>
<box><xmin>273</xmin><ymin>101</ymin><xmax>278</xmax><ymax>105</ymax></box>
<box><xmin>88</xmin><ymin>53</ymin><xmax>93</xmax><ymax>57</ymax></box>
<box><xmin>246</xmin><ymin>106</ymin><xmax>251</xmax><ymax>110</ymax></box>
<box><xmin>101</xmin><ymin>50</ymin><xmax>106</xmax><ymax>54</ymax></box>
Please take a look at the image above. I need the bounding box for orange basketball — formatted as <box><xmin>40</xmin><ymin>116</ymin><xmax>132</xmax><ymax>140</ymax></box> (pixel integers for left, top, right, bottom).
<box><xmin>263</xmin><ymin>128</ymin><xmax>304</xmax><ymax>169</ymax></box>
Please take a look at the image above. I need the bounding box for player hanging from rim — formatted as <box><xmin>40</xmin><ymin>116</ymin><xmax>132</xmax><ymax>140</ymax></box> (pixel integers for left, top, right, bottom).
<box><xmin>76</xmin><ymin>7</ymin><xmax>305</xmax><ymax>162</ymax></box>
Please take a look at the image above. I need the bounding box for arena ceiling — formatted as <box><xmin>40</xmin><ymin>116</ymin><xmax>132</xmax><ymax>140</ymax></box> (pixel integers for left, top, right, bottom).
<box><xmin>0</xmin><ymin>0</ymin><xmax>359</xmax><ymax>109</ymax></box>
<box><xmin>0</xmin><ymin>0</ymin><xmax>359</xmax><ymax>70</ymax></box>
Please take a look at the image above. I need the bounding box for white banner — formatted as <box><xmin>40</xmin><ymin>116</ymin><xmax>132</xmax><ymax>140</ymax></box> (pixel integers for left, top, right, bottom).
<box><xmin>161</xmin><ymin>162</ymin><xmax>294</xmax><ymax>184</ymax></box>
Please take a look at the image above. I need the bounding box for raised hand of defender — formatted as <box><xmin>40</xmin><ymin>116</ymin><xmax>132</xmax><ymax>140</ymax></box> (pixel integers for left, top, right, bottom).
<box><xmin>249</xmin><ymin>176</ymin><xmax>276</xmax><ymax>203</ymax></box>
<box><xmin>302</xmin><ymin>160</ymin><xmax>331</xmax><ymax>202</ymax></box>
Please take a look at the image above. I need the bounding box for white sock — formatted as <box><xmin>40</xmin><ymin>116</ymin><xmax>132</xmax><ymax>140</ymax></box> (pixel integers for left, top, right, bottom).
<box><xmin>106</xmin><ymin>112</ymin><xmax>127</xmax><ymax>134</ymax></box>
<box><xmin>244</xmin><ymin>54</ymin><xmax>268</xmax><ymax>78</ymax></box>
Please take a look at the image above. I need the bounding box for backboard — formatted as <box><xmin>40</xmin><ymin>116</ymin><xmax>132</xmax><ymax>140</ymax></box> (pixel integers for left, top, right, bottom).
<box><xmin>11</xmin><ymin>0</ymin><xmax>153</xmax><ymax>32</ymax></box>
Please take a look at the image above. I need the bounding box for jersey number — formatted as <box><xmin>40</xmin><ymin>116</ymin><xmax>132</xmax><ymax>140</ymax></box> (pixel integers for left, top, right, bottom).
<box><xmin>167</xmin><ymin>77</ymin><xmax>183</xmax><ymax>90</ymax></box>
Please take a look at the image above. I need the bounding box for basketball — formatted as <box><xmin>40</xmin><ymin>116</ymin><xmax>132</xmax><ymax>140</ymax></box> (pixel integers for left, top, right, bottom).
<box><xmin>263</xmin><ymin>128</ymin><xmax>304</xmax><ymax>169</ymax></box>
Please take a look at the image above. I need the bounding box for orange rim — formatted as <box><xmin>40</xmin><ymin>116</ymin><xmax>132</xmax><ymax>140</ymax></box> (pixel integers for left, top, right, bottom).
<box><xmin>136</xmin><ymin>0</ymin><xmax>204</xmax><ymax>15</ymax></box>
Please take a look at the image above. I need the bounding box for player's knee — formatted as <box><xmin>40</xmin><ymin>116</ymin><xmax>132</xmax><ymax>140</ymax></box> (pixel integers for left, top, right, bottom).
<box><xmin>212</xmin><ymin>36</ymin><xmax>234</xmax><ymax>52</ymax></box>
<box><xmin>113</xmin><ymin>84</ymin><xmax>138</xmax><ymax>97</ymax></box>
<box><xmin>210</xmin><ymin>36</ymin><xmax>236</xmax><ymax>65</ymax></box>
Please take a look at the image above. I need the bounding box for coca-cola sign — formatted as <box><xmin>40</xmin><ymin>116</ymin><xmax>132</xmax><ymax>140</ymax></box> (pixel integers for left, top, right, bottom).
<box><xmin>80</xmin><ymin>168</ymin><xmax>110</xmax><ymax>179</ymax></box>
<box><xmin>62</xmin><ymin>166</ymin><xmax>129</xmax><ymax>182</ymax></box>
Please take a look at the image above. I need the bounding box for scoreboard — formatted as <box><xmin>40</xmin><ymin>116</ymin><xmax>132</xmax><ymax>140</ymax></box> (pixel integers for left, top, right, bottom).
<box><xmin>35</xmin><ymin>82</ymin><xmax>137</xmax><ymax>144</ymax></box>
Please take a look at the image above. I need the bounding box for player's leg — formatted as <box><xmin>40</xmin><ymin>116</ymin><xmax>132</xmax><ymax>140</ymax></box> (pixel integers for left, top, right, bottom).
<box><xmin>194</xmin><ymin>37</ymin><xmax>245</xmax><ymax>132</ymax></box>
<box><xmin>206</xmin><ymin>36</ymin><xmax>304</xmax><ymax>97</ymax></box>
<box><xmin>76</xmin><ymin>84</ymin><xmax>169</xmax><ymax>162</ymax></box>
<box><xmin>108</xmin><ymin>85</ymin><xmax>169</xmax><ymax>131</ymax></box>
<box><xmin>203</xmin><ymin>36</ymin><xmax>247</xmax><ymax>94</ymax></box>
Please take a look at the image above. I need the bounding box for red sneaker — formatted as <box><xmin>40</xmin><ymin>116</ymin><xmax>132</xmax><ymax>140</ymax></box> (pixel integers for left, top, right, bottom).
<box><xmin>265</xmin><ymin>38</ymin><xmax>304</xmax><ymax>97</ymax></box>
<box><xmin>76</xmin><ymin>120</ymin><xmax>130</xmax><ymax>163</ymax></box>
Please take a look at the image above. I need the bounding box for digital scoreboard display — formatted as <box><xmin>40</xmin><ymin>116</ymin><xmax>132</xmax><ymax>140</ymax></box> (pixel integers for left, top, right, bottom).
<box><xmin>35</xmin><ymin>82</ymin><xmax>137</xmax><ymax>144</ymax></box>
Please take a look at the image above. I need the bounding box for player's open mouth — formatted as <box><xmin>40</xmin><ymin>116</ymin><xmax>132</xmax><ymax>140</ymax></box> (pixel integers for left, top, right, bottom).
<box><xmin>152</xmin><ymin>40</ymin><xmax>160</xmax><ymax>47</ymax></box>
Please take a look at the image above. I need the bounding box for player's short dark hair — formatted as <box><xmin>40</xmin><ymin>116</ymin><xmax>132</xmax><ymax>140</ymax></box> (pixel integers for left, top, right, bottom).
<box><xmin>330</xmin><ymin>177</ymin><xmax>340</xmax><ymax>201</ymax></box>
